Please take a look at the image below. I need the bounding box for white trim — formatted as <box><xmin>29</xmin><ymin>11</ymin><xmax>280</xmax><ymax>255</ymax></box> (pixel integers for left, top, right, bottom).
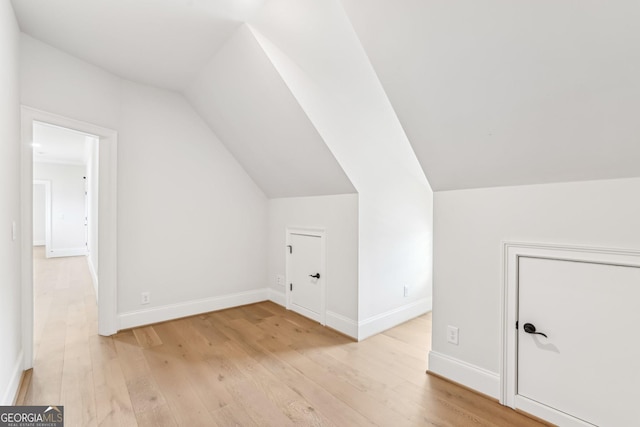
<box><xmin>32</xmin><ymin>180</ymin><xmax>51</xmax><ymax>256</ymax></box>
<box><xmin>21</xmin><ymin>107</ymin><xmax>118</xmax><ymax>375</ymax></box>
<box><xmin>33</xmin><ymin>241</ymin><xmax>45</xmax><ymax>246</ymax></box>
<box><xmin>501</xmin><ymin>241</ymin><xmax>640</xmax><ymax>421</ymax></box>
<box><xmin>118</xmin><ymin>289</ymin><xmax>269</xmax><ymax>330</ymax></box>
<box><xmin>358</xmin><ymin>297</ymin><xmax>432</xmax><ymax>341</ymax></box>
<box><xmin>428</xmin><ymin>351</ymin><xmax>500</xmax><ymax>399</ymax></box>
<box><xmin>267</xmin><ymin>288</ymin><xmax>286</xmax><ymax>307</ymax></box>
<box><xmin>289</xmin><ymin>304</ymin><xmax>322</xmax><ymax>324</ymax></box>
<box><xmin>270</xmin><ymin>285</ymin><xmax>358</xmax><ymax>339</ymax></box>
<box><xmin>46</xmin><ymin>247</ymin><xmax>88</xmax><ymax>258</ymax></box>
<box><xmin>87</xmin><ymin>256</ymin><xmax>98</xmax><ymax>302</ymax></box>
<box><xmin>1</xmin><ymin>350</ymin><xmax>24</xmax><ymax>405</ymax></box>
<box><xmin>514</xmin><ymin>396</ymin><xmax>594</xmax><ymax>427</ymax></box>
<box><xmin>326</xmin><ymin>311</ymin><xmax>358</xmax><ymax>339</ymax></box>
<box><xmin>34</xmin><ymin>158</ymin><xmax>86</xmax><ymax>166</ymax></box>
<box><xmin>21</xmin><ymin>110</ymin><xmax>35</xmax><ymax>370</ymax></box>
<box><xmin>285</xmin><ymin>227</ymin><xmax>327</xmax><ymax>326</ymax></box>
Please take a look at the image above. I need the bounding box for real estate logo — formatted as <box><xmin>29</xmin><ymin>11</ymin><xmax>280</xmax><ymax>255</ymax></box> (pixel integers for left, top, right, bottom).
<box><xmin>0</xmin><ymin>406</ymin><xmax>64</xmax><ymax>427</ymax></box>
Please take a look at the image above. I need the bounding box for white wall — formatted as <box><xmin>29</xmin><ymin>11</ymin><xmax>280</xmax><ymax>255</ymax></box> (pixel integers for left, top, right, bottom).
<box><xmin>33</xmin><ymin>163</ymin><xmax>87</xmax><ymax>256</ymax></box>
<box><xmin>268</xmin><ymin>194</ymin><xmax>359</xmax><ymax>336</ymax></box>
<box><xmin>117</xmin><ymin>79</ymin><xmax>268</xmax><ymax>313</ymax></box>
<box><xmin>251</xmin><ymin>0</ymin><xmax>433</xmax><ymax>338</ymax></box>
<box><xmin>20</xmin><ymin>35</ymin><xmax>269</xmax><ymax>327</ymax></box>
<box><xmin>431</xmin><ymin>177</ymin><xmax>640</xmax><ymax>395</ymax></box>
<box><xmin>0</xmin><ymin>2</ymin><xmax>22</xmax><ymax>405</ymax></box>
<box><xmin>32</xmin><ymin>183</ymin><xmax>46</xmax><ymax>245</ymax></box>
<box><xmin>20</xmin><ymin>35</ymin><xmax>120</xmax><ymax>131</ymax></box>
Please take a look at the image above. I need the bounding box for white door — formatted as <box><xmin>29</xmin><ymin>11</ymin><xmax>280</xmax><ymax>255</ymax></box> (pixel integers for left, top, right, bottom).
<box><xmin>288</xmin><ymin>232</ymin><xmax>324</xmax><ymax>323</ymax></box>
<box><xmin>517</xmin><ymin>256</ymin><xmax>640</xmax><ymax>426</ymax></box>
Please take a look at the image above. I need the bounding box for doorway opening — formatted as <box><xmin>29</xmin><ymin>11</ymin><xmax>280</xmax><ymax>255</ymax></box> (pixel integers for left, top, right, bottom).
<box><xmin>32</xmin><ymin>121</ymin><xmax>95</xmax><ymax>260</ymax></box>
<box><xmin>21</xmin><ymin>107</ymin><xmax>118</xmax><ymax>371</ymax></box>
<box><xmin>31</xmin><ymin>121</ymin><xmax>99</xmax><ymax>365</ymax></box>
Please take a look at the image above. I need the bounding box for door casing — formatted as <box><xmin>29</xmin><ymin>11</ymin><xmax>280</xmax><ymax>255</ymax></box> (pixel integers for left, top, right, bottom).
<box><xmin>285</xmin><ymin>227</ymin><xmax>327</xmax><ymax>325</ymax></box>
<box><xmin>32</xmin><ymin>180</ymin><xmax>51</xmax><ymax>253</ymax></box>
<box><xmin>21</xmin><ymin>106</ymin><xmax>118</xmax><ymax>371</ymax></box>
<box><xmin>501</xmin><ymin>241</ymin><xmax>640</xmax><ymax>426</ymax></box>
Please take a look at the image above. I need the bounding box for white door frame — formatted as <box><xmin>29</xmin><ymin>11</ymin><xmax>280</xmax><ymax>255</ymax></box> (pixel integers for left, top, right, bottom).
<box><xmin>501</xmin><ymin>241</ymin><xmax>640</xmax><ymax>426</ymax></box>
<box><xmin>285</xmin><ymin>227</ymin><xmax>327</xmax><ymax>325</ymax></box>
<box><xmin>21</xmin><ymin>106</ymin><xmax>118</xmax><ymax>370</ymax></box>
<box><xmin>32</xmin><ymin>180</ymin><xmax>51</xmax><ymax>252</ymax></box>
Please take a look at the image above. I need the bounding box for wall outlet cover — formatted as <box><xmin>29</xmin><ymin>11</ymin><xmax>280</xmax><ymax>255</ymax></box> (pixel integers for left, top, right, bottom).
<box><xmin>447</xmin><ymin>325</ymin><xmax>459</xmax><ymax>345</ymax></box>
<box><xmin>141</xmin><ymin>292</ymin><xmax>150</xmax><ymax>305</ymax></box>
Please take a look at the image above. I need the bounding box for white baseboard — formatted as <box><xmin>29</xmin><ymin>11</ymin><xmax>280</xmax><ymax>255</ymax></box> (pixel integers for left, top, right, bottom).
<box><xmin>2</xmin><ymin>350</ymin><xmax>24</xmax><ymax>405</ymax></box>
<box><xmin>33</xmin><ymin>240</ymin><xmax>45</xmax><ymax>246</ymax></box>
<box><xmin>267</xmin><ymin>289</ymin><xmax>357</xmax><ymax>339</ymax></box>
<box><xmin>87</xmin><ymin>256</ymin><xmax>98</xmax><ymax>302</ymax></box>
<box><xmin>358</xmin><ymin>297</ymin><xmax>432</xmax><ymax>341</ymax></box>
<box><xmin>267</xmin><ymin>288</ymin><xmax>286</xmax><ymax>307</ymax></box>
<box><xmin>428</xmin><ymin>351</ymin><xmax>500</xmax><ymax>399</ymax></box>
<box><xmin>326</xmin><ymin>311</ymin><xmax>358</xmax><ymax>339</ymax></box>
<box><xmin>118</xmin><ymin>289</ymin><xmax>269</xmax><ymax>330</ymax></box>
<box><xmin>47</xmin><ymin>247</ymin><xmax>87</xmax><ymax>258</ymax></box>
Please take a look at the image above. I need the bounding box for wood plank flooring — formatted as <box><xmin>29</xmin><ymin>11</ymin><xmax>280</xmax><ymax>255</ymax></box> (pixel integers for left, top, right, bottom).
<box><xmin>20</xmin><ymin>247</ymin><xmax>547</xmax><ymax>426</ymax></box>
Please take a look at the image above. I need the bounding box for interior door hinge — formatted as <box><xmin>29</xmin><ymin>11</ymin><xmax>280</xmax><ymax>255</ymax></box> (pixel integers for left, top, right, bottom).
<box><xmin>287</xmin><ymin>245</ymin><xmax>292</xmax><ymax>254</ymax></box>
<box><xmin>516</xmin><ymin>321</ymin><xmax>519</xmax><ymax>329</ymax></box>
<box><xmin>290</xmin><ymin>283</ymin><xmax>292</xmax><ymax>291</ymax></box>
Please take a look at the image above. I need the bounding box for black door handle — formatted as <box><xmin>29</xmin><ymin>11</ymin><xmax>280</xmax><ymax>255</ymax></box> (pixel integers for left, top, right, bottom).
<box><xmin>523</xmin><ymin>323</ymin><xmax>547</xmax><ymax>338</ymax></box>
<box><xmin>309</xmin><ymin>273</ymin><xmax>320</xmax><ymax>279</ymax></box>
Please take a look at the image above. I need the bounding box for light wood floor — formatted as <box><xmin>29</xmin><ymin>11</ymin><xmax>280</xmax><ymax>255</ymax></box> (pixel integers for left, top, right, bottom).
<box><xmin>19</xmin><ymin>247</ymin><xmax>546</xmax><ymax>426</ymax></box>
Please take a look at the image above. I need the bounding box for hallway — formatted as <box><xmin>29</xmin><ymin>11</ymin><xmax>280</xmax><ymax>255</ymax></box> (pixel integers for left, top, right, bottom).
<box><xmin>22</xmin><ymin>247</ymin><xmax>109</xmax><ymax>422</ymax></box>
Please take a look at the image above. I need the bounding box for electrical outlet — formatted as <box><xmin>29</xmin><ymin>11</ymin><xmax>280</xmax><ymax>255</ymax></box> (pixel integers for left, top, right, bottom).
<box><xmin>403</xmin><ymin>285</ymin><xmax>410</xmax><ymax>297</ymax></box>
<box><xmin>447</xmin><ymin>326</ymin><xmax>459</xmax><ymax>345</ymax></box>
<box><xmin>141</xmin><ymin>292</ymin><xmax>150</xmax><ymax>305</ymax></box>
<box><xmin>276</xmin><ymin>274</ymin><xmax>285</xmax><ymax>288</ymax></box>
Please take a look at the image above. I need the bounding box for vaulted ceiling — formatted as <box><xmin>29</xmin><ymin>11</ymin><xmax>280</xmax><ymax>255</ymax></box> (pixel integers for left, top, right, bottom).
<box><xmin>342</xmin><ymin>0</ymin><xmax>640</xmax><ymax>190</ymax></box>
<box><xmin>11</xmin><ymin>0</ymin><xmax>266</xmax><ymax>90</ymax></box>
<box><xmin>11</xmin><ymin>0</ymin><xmax>640</xmax><ymax>192</ymax></box>
<box><xmin>184</xmin><ymin>24</ymin><xmax>355</xmax><ymax>198</ymax></box>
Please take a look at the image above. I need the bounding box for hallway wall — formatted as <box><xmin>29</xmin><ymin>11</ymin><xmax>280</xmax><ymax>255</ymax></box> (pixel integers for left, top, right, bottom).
<box><xmin>0</xmin><ymin>1</ymin><xmax>23</xmax><ymax>405</ymax></box>
<box><xmin>33</xmin><ymin>163</ymin><xmax>87</xmax><ymax>257</ymax></box>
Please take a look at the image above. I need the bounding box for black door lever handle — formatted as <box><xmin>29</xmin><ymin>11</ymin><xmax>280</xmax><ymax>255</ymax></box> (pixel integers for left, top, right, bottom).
<box><xmin>523</xmin><ymin>323</ymin><xmax>547</xmax><ymax>338</ymax></box>
<box><xmin>309</xmin><ymin>273</ymin><xmax>320</xmax><ymax>279</ymax></box>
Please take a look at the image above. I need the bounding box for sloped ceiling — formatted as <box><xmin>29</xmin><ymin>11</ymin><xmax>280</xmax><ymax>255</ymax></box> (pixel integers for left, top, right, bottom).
<box><xmin>10</xmin><ymin>0</ymin><xmax>265</xmax><ymax>90</ymax></box>
<box><xmin>12</xmin><ymin>0</ymin><xmax>640</xmax><ymax>192</ymax></box>
<box><xmin>248</xmin><ymin>0</ymin><xmax>428</xmax><ymax>191</ymax></box>
<box><xmin>185</xmin><ymin>25</ymin><xmax>355</xmax><ymax>197</ymax></box>
<box><xmin>11</xmin><ymin>0</ymin><xmax>355</xmax><ymax>198</ymax></box>
<box><xmin>341</xmin><ymin>0</ymin><xmax>640</xmax><ymax>190</ymax></box>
